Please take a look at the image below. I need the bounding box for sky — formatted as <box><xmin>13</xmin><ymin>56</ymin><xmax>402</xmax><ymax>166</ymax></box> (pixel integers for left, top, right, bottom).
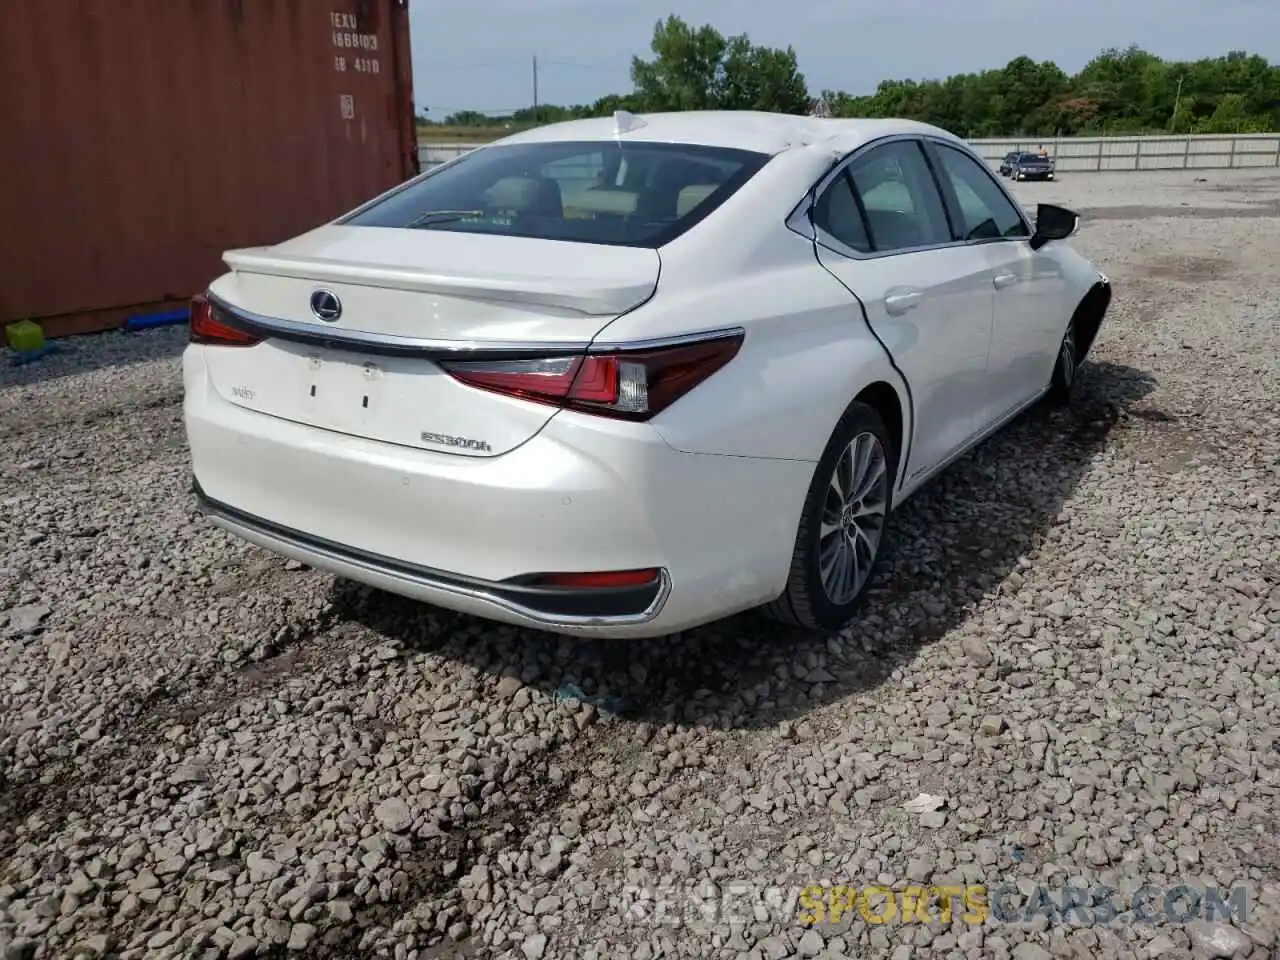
<box><xmin>408</xmin><ymin>0</ymin><xmax>1280</xmax><ymax>119</ymax></box>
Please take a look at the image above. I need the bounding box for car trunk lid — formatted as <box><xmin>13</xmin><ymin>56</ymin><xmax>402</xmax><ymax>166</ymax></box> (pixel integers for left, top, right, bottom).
<box><xmin>200</xmin><ymin>226</ymin><xmax>659</xmax><ymax>457</ymax></box>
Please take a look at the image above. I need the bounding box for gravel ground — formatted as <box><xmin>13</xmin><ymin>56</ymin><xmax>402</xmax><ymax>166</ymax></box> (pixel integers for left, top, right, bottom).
<box><xmin>2</xmin><ymin>169</ymin><xmax>1278</xmax><ymax>960</ymax></box>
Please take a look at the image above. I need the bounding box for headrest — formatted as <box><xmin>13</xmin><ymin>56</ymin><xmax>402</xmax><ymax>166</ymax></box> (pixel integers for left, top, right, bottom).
<box><xmin>572</xmin><ymin>188</ymin><xmax>639</xmax><ymax>217</ymax></box>
<box><xmin>484</xmin><ymin>177</ymin><xmax>542</xmax><ymax>210</ymax></box>
<box><xmin>676</xmin><ymin>184</ymin><xmax>719</xmax><ymax>218</ymax></box>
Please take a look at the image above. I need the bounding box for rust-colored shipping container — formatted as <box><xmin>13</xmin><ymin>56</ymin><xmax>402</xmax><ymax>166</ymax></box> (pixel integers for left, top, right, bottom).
<box><xmin>0</xmin><ymin>0</ymin><xmax>419</xmax><ymax>338</ymax></box>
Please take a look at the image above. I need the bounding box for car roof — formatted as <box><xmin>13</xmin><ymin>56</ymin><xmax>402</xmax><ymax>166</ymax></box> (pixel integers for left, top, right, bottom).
<box><xmin>490</xmin><ymin>111</ymin><xmax>963</xmax><ymax>156</ymax></box>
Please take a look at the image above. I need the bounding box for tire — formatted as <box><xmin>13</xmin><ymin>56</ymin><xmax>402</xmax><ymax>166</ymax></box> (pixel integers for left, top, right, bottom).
<box><xmin>1046</xmin><ymin>316</ymin><xmax>1078</xmax><ymax>404</ymax></box>
<box><xmin>764</xmin><ymin>401</ymin><xmax>897</xmax><ymax>631</ymax></box>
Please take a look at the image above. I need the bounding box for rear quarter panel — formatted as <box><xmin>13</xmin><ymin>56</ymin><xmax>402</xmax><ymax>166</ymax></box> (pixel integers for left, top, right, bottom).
<box><xmin>587</xmin><ymin>147</ymin><xmax>912</xmax><ymax>464</ymax></box>
<box><xmin>595</xmin><ymin>230</ymin><xmax>910</xmax><ymax>462</ymax></box>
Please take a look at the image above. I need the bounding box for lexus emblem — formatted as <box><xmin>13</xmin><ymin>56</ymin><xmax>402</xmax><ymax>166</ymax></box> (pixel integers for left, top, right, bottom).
<box><xmin>310</xmin><ymin>289</ymin><xmax>342</xmax><ymax>322</ymax></box>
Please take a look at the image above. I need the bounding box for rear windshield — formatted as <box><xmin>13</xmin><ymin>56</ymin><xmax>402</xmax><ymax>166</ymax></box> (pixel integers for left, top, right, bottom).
<box><xmin>1019</xmin><ymin>153</ymin><xmax>1047</xmax><ymax>161</ymax></box>
<box><xmin>343</xmin><ymin>140</ymin><xmax>771</xmax><ymax>248</ymax></box>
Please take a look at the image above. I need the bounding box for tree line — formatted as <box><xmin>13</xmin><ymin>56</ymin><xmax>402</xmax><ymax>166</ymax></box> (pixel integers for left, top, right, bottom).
<box><xmin>426</xmin><ymin>16</ymin><xmax>1280</xmax><ymax>137</ymax></box>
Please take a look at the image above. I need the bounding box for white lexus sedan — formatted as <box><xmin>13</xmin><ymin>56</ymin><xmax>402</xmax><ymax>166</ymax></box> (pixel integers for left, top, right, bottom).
<box><xmin>184</xmin><ymin>111</ymin><xmax>1111</xmax><ymax>638</ymax></box>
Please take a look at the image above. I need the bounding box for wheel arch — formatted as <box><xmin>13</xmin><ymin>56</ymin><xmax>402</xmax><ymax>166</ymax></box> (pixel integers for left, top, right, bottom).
<box><xmin>851</xmin><ymin>380</ymin><xmax>907</xmax><ymax>490</ymax></box>
<box><xmin>1071</xmin><ymin>279</ymin><xmax>1112</xmax><ymax>363</ymax></box>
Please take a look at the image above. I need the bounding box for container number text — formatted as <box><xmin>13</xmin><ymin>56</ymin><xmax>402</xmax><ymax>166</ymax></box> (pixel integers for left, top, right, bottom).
<box><xmin>334</xmin><ymin>56</ymin><xmax>380</xmax><ymax>75</ymax></box>
<box><xmin>327</xmin><ymin>10</ymin><xmax>376</xmax><ymax>64</ymax></box>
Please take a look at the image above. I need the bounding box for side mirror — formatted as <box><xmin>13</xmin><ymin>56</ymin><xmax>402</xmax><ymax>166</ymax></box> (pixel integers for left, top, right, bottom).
<box><xmin>1029</xmin><ymin>203</ymin><xmax>1080</xmax><ymax>250</ymax></box>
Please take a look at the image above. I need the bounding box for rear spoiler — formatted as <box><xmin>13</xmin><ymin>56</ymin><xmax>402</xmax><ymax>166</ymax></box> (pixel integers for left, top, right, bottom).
<box><xmin>222</xmin><ymin>248</ymin><xmax>654</xmax><ymax>318</ymax></box>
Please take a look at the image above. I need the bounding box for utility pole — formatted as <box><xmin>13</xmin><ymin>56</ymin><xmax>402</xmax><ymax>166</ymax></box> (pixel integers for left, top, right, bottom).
<box><xmin>532</xmin><ymin>55</ymin><xmax>539</xmax><ymax>125</ymax></box>
<box><xmin>1170</xmin><ymin>75</ymin><xmax>1184</xmax><ymax>132</ymax></box>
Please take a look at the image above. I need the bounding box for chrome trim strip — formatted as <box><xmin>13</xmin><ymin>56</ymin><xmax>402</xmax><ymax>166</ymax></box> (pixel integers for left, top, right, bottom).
<box><xmin>785</xmin><ymin>133</ymin><xmax>1035</xmax><ymax>262</ymax></box>
<box><xmin>199</xmin><ymin>496</ymin><xmax>673</xmax><ymax>628</ymax></box>
<box><xmin>206</xmin><ymin>292</ymin><xmax>745</xmax><ymax>361</ymax></box>
<box><xmin>586</xmin><ymin>325</ymin><xmax>746</xmax><ymax>353</ymax></box>
<box><xmin>206</xmin><ymin>291</ymin><xmax>591</xmax><ymax>360</ymax></box>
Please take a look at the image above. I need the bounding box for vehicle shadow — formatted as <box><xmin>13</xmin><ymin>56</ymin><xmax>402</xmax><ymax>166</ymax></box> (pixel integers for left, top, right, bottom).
<box><xmin>0</xmin><ymin>325</ymin><xmax>188</xmax><ymax>391</ymax></box>
<box><xmin>337</xmin><ymin>360</ymin><xmax>1157</xmax><ymax>731</ymax></box>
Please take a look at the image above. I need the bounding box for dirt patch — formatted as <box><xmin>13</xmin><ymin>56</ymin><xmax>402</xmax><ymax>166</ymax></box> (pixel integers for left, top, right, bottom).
<box><xmin>1111</xmin><ymin>409</ymin><xmax>1217</xmax><ymax>475</ymax></box>
<box><xmin>1137</xmin><ymin>254</ymin><xmax>1234</xmax><ymax>283</ymax></box>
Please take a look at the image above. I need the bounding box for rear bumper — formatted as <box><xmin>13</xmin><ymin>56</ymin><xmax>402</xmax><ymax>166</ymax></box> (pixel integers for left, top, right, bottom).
<box><xmin>183</xmin><ymin>346</ymin><xmax>813</xmax><ymax>638</ymax></box>
<box><xmin>195</xmin><ymin>483</ymin><xmax>671</xmax><ymax>626</ymax></box>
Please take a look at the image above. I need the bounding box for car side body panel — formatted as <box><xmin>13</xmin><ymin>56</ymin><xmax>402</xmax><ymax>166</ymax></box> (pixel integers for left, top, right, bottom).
<box><xmin>975</xmin><ymin>239</ymin><xmax>1070</xmax><ymax>422</ymax></box>
<box><xmin>605</xmin><ymin>256</ymin><xmax>913</xmax><ymax>463</ymax></box>
<box><xmin>778</xmin><ymin>132</ymin><xmax>1107</xmax><ymax>498</ymax></box>
<box><xmin>589</xmin><ymin>146</ymin><xmax>913</xmax><ymax>465</ymax></box>
<box><xmin>814</xmin><ymin>243</ymin><xmax>995</xmax><ymax>487</ymax></box>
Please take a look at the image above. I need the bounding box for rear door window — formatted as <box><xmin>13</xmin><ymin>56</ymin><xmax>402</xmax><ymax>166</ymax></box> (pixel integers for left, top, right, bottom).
<box><xmin>344</xmin><ymin>141</ymin><xmax>771</xmax><ymax>248</ymax></box>
<box><xmin>844</xmin><ymin>141</ymin><xmax>952</xmax><ymax>253</ymax></box>
<box><xmin>811</xmin><ymin>172</ymin><xmax>872</xmax><ymax>253</ymax></box>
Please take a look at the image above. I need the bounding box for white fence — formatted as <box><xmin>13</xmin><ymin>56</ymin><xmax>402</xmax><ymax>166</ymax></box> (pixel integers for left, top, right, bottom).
<box><xmin>418</xmin><ymin>133</ymin><xmax>1280</xmax><ymax>174</ymax></box>
<box><xmin>970</xmin><ymin>133</ymin><xmax>1280</xmax><ymax>172</ymax></box>
<box><xmin>418</xmin><ymin>143</ymin><xmax>482</xmax><ymax>169</ymax></box>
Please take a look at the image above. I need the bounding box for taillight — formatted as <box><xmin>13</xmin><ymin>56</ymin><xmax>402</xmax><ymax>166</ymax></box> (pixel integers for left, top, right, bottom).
<box><xmin>440</xmin><ymin>331</ymin><xmax>743</xmax><ymax>421</ymax></box>
<box><xmin>189</xmin><ymin>294</ymin><xmax>261</xmax><ymax>347</ymax></box>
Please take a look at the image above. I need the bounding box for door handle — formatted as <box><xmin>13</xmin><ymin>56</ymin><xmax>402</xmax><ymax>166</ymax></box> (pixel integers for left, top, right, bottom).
<box><xmin>884</xmin><ymin>288</ymin><xmax>924</xmax><ymax>315</ymax></box>
<box><xmin>993</xmin><ymin>272</ymin><xmax>1020</xmax><ymax>290</ymax></box>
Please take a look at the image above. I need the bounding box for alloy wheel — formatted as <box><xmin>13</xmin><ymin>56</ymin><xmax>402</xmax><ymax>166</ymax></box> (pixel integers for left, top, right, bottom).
<box><xmin>818</xmin><ymin>431</ymin><xmax>889</xmax><ymax>605</ymax></box>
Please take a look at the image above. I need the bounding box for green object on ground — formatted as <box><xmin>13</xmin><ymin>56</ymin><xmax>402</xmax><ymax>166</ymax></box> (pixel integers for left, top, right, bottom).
<box><xmin>6</xmin><ymin>319</ymin><xmax>45</xmax><ymax>352</ymax></box>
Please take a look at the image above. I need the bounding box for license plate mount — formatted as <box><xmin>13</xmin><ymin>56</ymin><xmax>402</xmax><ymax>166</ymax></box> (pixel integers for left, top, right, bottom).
<box><xmin>301</xmin><ymin>350</ymin><xmax>384</xmax><ymax>428</ymax></box>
